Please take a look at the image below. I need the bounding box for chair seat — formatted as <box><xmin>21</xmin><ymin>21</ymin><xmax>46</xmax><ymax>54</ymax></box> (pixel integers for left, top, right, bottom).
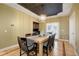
<box><xmin>27</xmin><ymin>39</ymin><xmax>34</xmax><ymax>46</ymax></box>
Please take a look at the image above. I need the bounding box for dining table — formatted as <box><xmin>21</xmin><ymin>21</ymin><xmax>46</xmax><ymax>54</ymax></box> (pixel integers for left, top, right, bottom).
<box><xmin>27</xmin><ymin>35</ymin><xmax>49</xmax><ymax>56</ymax></box>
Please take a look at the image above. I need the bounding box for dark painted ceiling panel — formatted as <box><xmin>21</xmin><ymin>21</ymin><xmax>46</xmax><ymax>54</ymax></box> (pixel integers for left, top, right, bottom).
<box><xmin>18</xmin><ymin>3</ymin><xmax>62</xmax><ymax>16</ymax></box>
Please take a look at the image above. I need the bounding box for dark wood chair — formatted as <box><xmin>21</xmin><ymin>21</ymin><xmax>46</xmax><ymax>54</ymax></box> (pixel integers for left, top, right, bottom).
<box><xmin>17</xmin><ymin>37</ymin><xmax>37</xmax><ymax>56</ymax></box>
<box><xmin>43</xmin><ymin>34</ymin><xmax>56</xmax><ymax>55</ymax></box>
<box><xmin>25</xmin><ymin>33</ymin><xmax>31</xmax><ymax>37</ymax></box>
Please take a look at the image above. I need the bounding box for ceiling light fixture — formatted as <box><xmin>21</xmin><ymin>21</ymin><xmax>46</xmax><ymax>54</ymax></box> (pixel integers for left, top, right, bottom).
<box><xmin>39</xmin><ymin>14</ymin><xmax>47</xmax><ymax>21</ymax></box>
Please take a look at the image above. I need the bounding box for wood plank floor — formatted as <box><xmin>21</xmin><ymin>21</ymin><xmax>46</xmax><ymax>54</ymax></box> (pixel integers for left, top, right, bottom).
<box><xmin>0</xmin><ymin>40</ymin><xmax>76</xmax><ymax>56</ymax></box>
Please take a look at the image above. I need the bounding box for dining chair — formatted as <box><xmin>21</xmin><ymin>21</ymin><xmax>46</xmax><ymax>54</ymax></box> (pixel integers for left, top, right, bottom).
<box><xmin>43</xmin><ymin>34</ymin><xmax>56</xmax><ymax>55</ymax></box>
<box><xmin>17</xmin><ymin>37</ymin><xmax>37</xmax><ymax>56</ymax></box>
<box><xmin>25</xmin><ymin>33</ymin><xmax>39</xmax><ymax>53</ymax></box>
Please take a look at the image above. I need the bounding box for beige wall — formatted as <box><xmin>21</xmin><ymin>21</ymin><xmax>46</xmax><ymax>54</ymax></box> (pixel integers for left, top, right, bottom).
<box><xmin>0</xmin><ymin>4</ymin><xmax>38</xmax><ymax>49</ymax></box>
<box><xmin>39</xmin><ymin>16</ymin><xmax>69</xmax><ymax>40</ymax></box>
<box><xmin>39</xmin><ymin>22</ymin><xmax>46</xmax><ymax>32</ymax></box>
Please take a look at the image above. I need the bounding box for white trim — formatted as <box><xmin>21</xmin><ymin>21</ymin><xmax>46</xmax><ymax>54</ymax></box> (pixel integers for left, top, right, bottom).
<box><xmin>0</xmin><ymin>44</ymin><xmax>18</xmax><ymax>52</ymax></box>
<box><xmin>4</xmin><ymin>3</ymin><xmax>39</xmax><ymax>19</ymax></box>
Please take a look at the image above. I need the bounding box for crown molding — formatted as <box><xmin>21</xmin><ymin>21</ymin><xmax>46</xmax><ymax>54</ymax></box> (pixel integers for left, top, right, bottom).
<box><xmin>4</xmin><ymin>3</ymin><xmax>39</xmax><ymax>19</ymax></box>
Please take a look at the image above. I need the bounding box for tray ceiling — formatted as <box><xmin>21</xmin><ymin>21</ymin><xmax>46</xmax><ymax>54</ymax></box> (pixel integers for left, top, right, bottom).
<box><xmin>18</xmin><ymin>3</ymin><xmax>62</xmax><ymax>16</ymax></box>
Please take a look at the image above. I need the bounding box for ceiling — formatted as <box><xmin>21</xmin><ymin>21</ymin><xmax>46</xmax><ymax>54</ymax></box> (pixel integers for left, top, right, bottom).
<box><xmin>18</xmin><ymin>3</ymin><xmax>62</xmax><ymax>16</ymax></box>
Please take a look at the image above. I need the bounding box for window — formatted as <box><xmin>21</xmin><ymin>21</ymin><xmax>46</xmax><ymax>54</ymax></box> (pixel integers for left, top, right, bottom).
<box><xmin>46</xmin><ymin>22</ymin><xmax>59</xmax><ymax>39</ymax></box>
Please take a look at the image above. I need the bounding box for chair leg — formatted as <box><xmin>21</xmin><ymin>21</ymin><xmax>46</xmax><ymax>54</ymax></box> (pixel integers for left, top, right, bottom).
<box><xmin>27</xmin><ymin>51</ymin><xmax>29</xmax><ymax>56</ymax></box>
<box><xmin>36</xmin><ymin>44</ymin><xmax>39</xmax><ymax>56</ymax></box>
<box><xmin>45</xmin><ymin>50</ymin><xmax>48</xmax><ymax>56</ymax></box>
<box><xmin>20</xmin><ymin>49</ymin><xmax>21</xmax><ymax>56</ymax></box>
<box><xmin>35</xmin><ymin>49</ymin><xmax>37</xmax><ymax>56</ymax></box>
<box><xmin>34</xmin><ymin>47</ymin><xmax>37</xmax><ymax>56</ymax></box>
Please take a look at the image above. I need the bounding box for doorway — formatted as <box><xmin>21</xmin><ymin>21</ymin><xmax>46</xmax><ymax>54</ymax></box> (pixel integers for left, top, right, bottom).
<box><xmin>46</xmin><ymin>22</ymin><xmax>60</xmax><ymax>39</ymax></box>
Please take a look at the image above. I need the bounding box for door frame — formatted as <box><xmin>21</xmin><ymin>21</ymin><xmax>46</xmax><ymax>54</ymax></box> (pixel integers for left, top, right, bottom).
<box><xmin>69</xmin><ymin>11</ymin><xmax>76</xmax><ymax>49</ymax></box>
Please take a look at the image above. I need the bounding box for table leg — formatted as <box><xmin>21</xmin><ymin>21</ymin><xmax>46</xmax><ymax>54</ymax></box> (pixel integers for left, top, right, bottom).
<box><xmin>38</xmin><ymin>43</ymin><xmax>43</xmax><ymax>56</ymax></box>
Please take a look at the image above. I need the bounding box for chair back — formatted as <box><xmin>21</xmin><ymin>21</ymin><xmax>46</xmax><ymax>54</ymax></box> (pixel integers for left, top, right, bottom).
<box><xmin>48</xmin><ymin>34</ymin><xmax>56</xmax><ymax>50</ymax></box>
<box><xmin>17</xmin><ymin>37</ymin><xmax>28</xmax><ymax>51</ymax></box>
<box><xmin>51</xmin><ymin>34</ymin><xmax>56</xmax><ymax>47</ymax></box>
<box><xmin>25</xmin><ymin>34</ymin><xmax>31</xmax><ymax>37</ymax></box>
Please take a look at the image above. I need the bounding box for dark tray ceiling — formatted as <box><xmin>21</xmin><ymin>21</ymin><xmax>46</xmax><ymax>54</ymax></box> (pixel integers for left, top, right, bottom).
<box><xmin>18</xmin><ymin>3</ymin><xmax>62</xmax><ymax>16</ymax></box>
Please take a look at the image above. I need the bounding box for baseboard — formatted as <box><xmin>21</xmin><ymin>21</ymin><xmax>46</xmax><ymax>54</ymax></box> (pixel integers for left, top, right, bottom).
<box><xmin>0</xmin><ymin>44</ymin><xmax>18</xmax><ymax>52</ymax></box>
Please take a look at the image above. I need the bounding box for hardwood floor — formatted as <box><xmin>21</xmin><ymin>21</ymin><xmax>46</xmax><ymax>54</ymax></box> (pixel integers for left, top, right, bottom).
<box><xmin>0</xmin><ymin>39</ymin><xmax>76</xmax><ymax>56</ymax></box>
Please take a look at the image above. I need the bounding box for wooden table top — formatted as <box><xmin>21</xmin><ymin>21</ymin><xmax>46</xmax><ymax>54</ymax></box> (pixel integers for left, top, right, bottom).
<box><xmin>27</xmin><ymin>35</ymin><xmax>49</xmax><ymax>43</ymax></box>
